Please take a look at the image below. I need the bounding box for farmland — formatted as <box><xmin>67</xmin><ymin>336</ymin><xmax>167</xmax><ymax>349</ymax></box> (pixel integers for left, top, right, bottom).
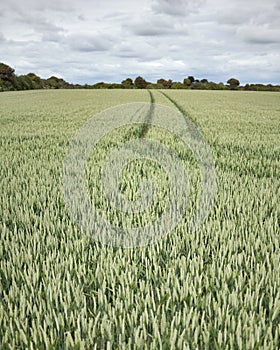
<box><xmin>0</xmin><ymin>89</ymin><xmax>279</xmax><ymax>349</ymax></box>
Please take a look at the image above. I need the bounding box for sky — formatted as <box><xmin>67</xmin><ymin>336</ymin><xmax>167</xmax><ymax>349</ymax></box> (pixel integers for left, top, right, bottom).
<box><xmin>0</xmin><ymin>0</ymin><xmax>279</xmax><ymax>85</ymax></box>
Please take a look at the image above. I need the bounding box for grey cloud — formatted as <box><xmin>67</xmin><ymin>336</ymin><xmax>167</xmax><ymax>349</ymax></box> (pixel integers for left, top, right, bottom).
<box><xmin>215</xmin><ymin>11</ymin><xmax>250</xmax><ymax>26</ymax></box>
<box><xmin>213</xmin><ymin>0</ymin><xmax>280</xmax><ymax>27</ymax></box>
<box><xmin>66</xmin><ymin>34</ymin><xmax>113</xmax><ymax>52</ymax></box>
<box><xmin>125</xmin><ymin>15</ymin><xmax>188</xmax><ymax>37</ymax></box>
<box><xmin>102</xmin><ymin>11</ymin><xmax>131</xmax><ymax>21</ymax></box>
<box><xmin>0</xmin><ymin>32</ymin><xmax>6</xmax><ymax>42</ymax></box>
<box><xmin>4</xmin><ymin>0</ymin><xmax>74</xmax><ymax>14</ymax></box>
<box><xmin>42</xmin><ymin>32</ymin><xmax>65</xmax><ymax>43</ymax></box>
<box><xmin>78</xmin><ymin>14</ymin><xmax>86</xmax><ymax>21</ymax></box>
<box><xmin>151</xmin><ymin>0</ymin><xmax>205</xmax><ymax>16</ymax></box>
<box><xmin>113</xmin><ymin>40</ymin><xmax>161</xmax><ymax>61</ymax></box>
<box><xmin>238</xmin><ymin>25</ymin><xmax>280</xmax><ymax>44</ymax></box>
<box><xmin>0</xmin><ymin>3</ymin><xmax>67</xmax><ymax>42</ymax></box>
<box><xmin>131</xmin><ymin>26</ymin><xmax>172</xmax><ymax>37</ymax></box>
<box><xmin>18</xmin><ymin>15</ymin><xmax>65</xmax><ymax>35</ymax></box>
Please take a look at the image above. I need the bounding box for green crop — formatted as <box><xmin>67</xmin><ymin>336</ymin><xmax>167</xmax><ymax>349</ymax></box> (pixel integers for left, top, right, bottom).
<box><xmin>0</xmin><ymin>89</ymin><xmax>279</xmax><ymax>349</ymax></box>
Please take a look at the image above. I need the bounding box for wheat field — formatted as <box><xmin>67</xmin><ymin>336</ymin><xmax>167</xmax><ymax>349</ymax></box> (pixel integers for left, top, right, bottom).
<box><xmin>0</xmin><ymin>89</ymin><xmax>279</xmax><ymax>349</ymax></box>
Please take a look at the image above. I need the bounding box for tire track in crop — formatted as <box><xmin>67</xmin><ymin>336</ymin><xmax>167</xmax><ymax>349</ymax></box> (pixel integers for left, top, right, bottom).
<box><xmin>138</xmin><ymin>90</ymin><xmax>155</xmax><ymax>138</ymax></box>
<box><xmin>159</xmin><ymin>90</ymin><xmax>198</xmax><ymax>125</ymax></box>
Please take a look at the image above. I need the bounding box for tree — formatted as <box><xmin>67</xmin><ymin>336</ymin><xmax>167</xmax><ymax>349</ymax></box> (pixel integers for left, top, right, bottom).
<box><xmin>134</xmin><ymin>76</ymin><xmax>148</xmax><ymax>89</ymax></box>
<box><xmin>188</xmin><ymin>76</ymin><xmax>195</xmax><ymax>84</ymax></box>
<box><xmin>227</xmin><ymin>78</ymin><xmax>240</xmax><ymax>90</ymax></box>
<box><xmin>16</xmin><ymin>75</ymin><xmax>34</xmax><ymax>90</ymax></box>
<box><xmin>0</xmin><ymin>62</ymin><xmax>15</xmax><ymax>81</ymax></box>
<box><xmin>171</xmin><ymin>82</ymin><xmax>186</xmax><ymax>89</ymax></box>
<box><xmin>183</xmin><ymin>78</ymin><xmax>191</xmax><ymax>86</ymax></box>
<box><xmin>0</xmin><ymin>62</ymin><xmax>15</xmax><ymax>90</ymax></box>
<box><xmin>45</xmin><ymin>76</ymin><xmax>71</xmax><ymax>89</ymax></box>
<box><xmin>121</xmin><ymin>78</ymin><xmax>134</xmax><ymax>89</ymax></box>
<box><xmin>157</xmin><ymin>78</ymin><xmax>172</xmax><ymax>89</ymax></box>
<box><xmin>146</xmin><ymin>83</ymin><xmax>157</xmax><ymax>89</ymax></box>
<box><xmin>108</xmin><ymin>83</ymin><xmax>124</xmax><ymax>89</ymax></box>
<box><xmin>191</xmin><ymin>82</ymin><xmax>203</xmax><ymax>90</ymax></box>
<box><xmin>27</xmin><ymin>73</ymin><xmax>44</xmax><ymax>89</ymax></box>
<box><xmin>92</xmin><ymin>82</ymin><xmax>110</xmax><ymax>89</ymax></box>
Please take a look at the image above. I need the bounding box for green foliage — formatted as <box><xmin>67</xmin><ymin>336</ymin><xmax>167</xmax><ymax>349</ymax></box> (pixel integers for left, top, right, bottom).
<box><xmin>121</xmin><ymin>78</ymin><xmax>134</xmax><ymax>89</ymax></box>
<box><xmin>27</xmin><ymin>73</ymin><xmax>44</xmax><ymax>89</ymax></box>
<box><xmin>183</xmin><ymin>78</ymin><xmax>191</xmax><ymax>86</ymax></box>
<box><xmin>227</xmin><ymin>78</ymin><xmax>240</xmax><ymax>90</ymax></box>
<box><xmin>146</xmin><ymin>83</ymin><xmax>157</xmax><ymax>89</ymax></box>
<box><xmin>134</xmin><ymin>76</ymin><xmax>148</xmax><ymax>89</ymax></box>
<box><xmin>191</xmin><ymin>81</ymin><xmax>227</xmax><ymax>90</ymax></box>
<box><xmin>157</xmin><ymin>78</ymin><xmax>173</xmax><ymax>89</ymax></box>
<box><xmin>16</xmin><ymin>75</ymin><xmax>36</xmax><ymax>90</ymax></box>
<box><xmin>0</xmin><ymin>63</ymin><xmax>15</xmax><ymax>91</ymax></box>
<box><xmin>171</xmin><ymin>82</ymin><xmax>186</xmax><ymax>89</ymax></box>
<box><xmin>244</xmin><ymin>83</ymin><xmax>280</xmax><ymax>92</ymax></box>
<box><xmin>0</xmin><ymin>89</ymin><xmax>279</xmax><ymax>349</ymax></box>
<box><xmin>0</xmin><ymin>62</ymin><xmax>279</xmax><ymax>92</ymax></box>
<box><xmin>92</xmin><ymin>82</ymin><xmax>110</xmax><ymax>89</ymax></box>
<box><xmin>188</xmin><ymin>75</ymin><xmax>195</xmax><ymax>83</ymax></box>
<box><xmin>108</xmin><ymin>83</ymin><xmax>124</xmax><ymax>89</ymax></box>
<box><xmin>44</xmin><ymin>76</ymin><xmax>72</xmax><ymax>89</ymax></box>
<box><xmin>0</xmin><ymin>62</ymin><xmax>15</xmax><ymax>81</ymax></box>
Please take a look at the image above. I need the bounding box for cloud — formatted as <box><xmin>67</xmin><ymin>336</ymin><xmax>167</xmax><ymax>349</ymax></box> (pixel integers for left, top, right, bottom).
<box><xmin>78</xmin><ymin>14</ymin><xmax>86</xmax><ymax>21</ymax></box>
<box><xmin>131</xmin><ymin>26</ymin><xmax>170</xmax><ymax>37</ymax></box>
<box><xmin>0</xmin><ymin>0</ymin><xmax>279</xmax><ymax>85</ymax></box>
<box><xmin>151</xmin><ymin>0</ymin><xmax>205</xmax><ymax>16</ymax></box>
<box><xmin>0</xmin><ymin>32</ymin><xmax>6</xmax><ymax>42</ymax></box>
<box><xmin>126</xmin><ymin>16</ymin><xmax>188</xmax><ymax>37</ymax></box>
<box><xmin>237</xmin><ymin>25</ymin><xmax>280</xmax><ymax>44</ymax></box>
<box><xmin>0</xmin><ymin>0</ymin><xmax>74</xmax><ymax>14</ymax></box>
<box><xmin>18</xmin><ymin>14</ymin><xmax>66</xmax><ymax>36</ymax></box>
<box><xmin>127</xmin><ymin>18</ymin><xmax>175</xmax><ymax>36</ymax></box>
<box><xmin>66</xmin><ymin>34</ymin><xmax>113</xmax><ymax>52</ymax></box>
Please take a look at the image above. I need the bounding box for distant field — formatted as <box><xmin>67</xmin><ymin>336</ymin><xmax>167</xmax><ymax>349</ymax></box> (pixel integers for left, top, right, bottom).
<box><xmin>0</xmin><ymin>89</ymin><xmax>279</xmax><ymax>349</ymax></box>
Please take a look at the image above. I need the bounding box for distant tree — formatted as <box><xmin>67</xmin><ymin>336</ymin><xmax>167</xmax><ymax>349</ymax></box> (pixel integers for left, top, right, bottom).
<box><xmin>157</xmin><ymin>78</ymin><xmax>166</xmax><ymax>88</ymax></box>
<box><xmin>0</xmin><ymin>62</ymin><xmax>15</xmax><ymax>81</ymax></box>
<box><xmin>15</xmin><ymin>75</ymin><xmax>35</xmax><ymax>90</ymax></box>
<box><xmin>92</xmin><ymin>82</ymin><xmax>110</xmax><ymax>89</ymax></box>
<box><xmin>188</xmin><ymin>76</ymin><xmax>195</xmax><ymax>84</ymax></box>
<box><xmin>200</xmin><ymin>79</ymin><xmax>208</xmax><ymax>83</ymax></box>
<box><xmin>217</xmin><ymin>82</ymin><xmax>227</xmax><ymax>90</ymax></box>
<box><xmin>44</xmin><ymin>76</ymin><xmax>71</xmax><ymax>89</ymax></box>
<box><xmin>146</xmin><ymin>83</ymin><xmax>157</xmax><ymax>89</ymax></box>
<box><xmin>121</xmin><ymin>78</ymin><xmax>134</xmax><ymax>89</ymax></box>
<box><xmin>27</xmin><ymin>73</ymin><xmax>44</xmax><ymax>89</ymax></box>
<box><xmin>0</xmin><ymin>62</ymin><xmax>15</xmax><ymax>90</ymax></box>
<box><xmin>227</xmin><ymin>78</ymin><xmax>240</xmax><ymax>90</ymax></box>
<box><xmin>157</xmin><ymin>78</ymin><xmax>172</xmax><ymax>89</ymax></box>
<box><xmin>108</xmin><ymin>83</ymin><xmax>124</xmax><ymax>89</ymax></box>
<box><xmin>191</xmin><ymin>82</ymin><xmax>203</xmax><ymax>90</ymax></box>
<box><xmin>183</xmin><ymin>78</ymin><xmax>191</xmax><ymax>86</ymax></box>
<box><xmin>171</xmin><ymin>82</ymin><xmax>186</xmax><ymax>89</ymax></box>
<box><xmin>134</xmin><ymin>76</ymin><xmax>148</xmax><ymax>89</ymax></box>
<box><xmin>13</xmin><ymin>75</ymin><xmax>24</xmax><ymax>90</ymax></box>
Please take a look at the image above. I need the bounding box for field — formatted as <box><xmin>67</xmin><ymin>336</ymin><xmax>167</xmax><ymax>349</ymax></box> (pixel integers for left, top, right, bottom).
<box><xmin>0</xmin><ymin>89</ymin><xmax>279</xmax><ymax>349</ymax></box>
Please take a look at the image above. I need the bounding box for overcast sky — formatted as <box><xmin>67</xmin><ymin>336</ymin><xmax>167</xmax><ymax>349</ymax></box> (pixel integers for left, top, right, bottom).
<box><xmin>0</xmin><ymin>0</ymin><xmax>279</xmax><ymax>84</ymax></box>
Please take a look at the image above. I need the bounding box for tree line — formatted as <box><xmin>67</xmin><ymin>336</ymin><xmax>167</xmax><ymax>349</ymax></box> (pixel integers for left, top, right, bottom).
<box><xmin>1</xmin><ymin>62</ymin><xmax>279</xmax><ymax>92</ymax></box>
